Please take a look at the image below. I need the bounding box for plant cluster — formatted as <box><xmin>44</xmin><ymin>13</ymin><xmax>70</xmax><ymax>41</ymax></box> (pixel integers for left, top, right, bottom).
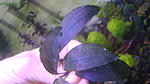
<box><xmin>0</xmin><ymin>0</ymin><xmax>149</xmax><ymax>83</ymax></box>
<box><xmin>40</xmin><ymin>0</ymin><xmax>150</xmax><ymax>84</ymax></box>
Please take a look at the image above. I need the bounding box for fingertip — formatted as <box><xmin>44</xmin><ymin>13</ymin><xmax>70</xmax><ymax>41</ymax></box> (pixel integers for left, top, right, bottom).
<box><xmin>67</xmin><ymin>40</ymin><xmax>82</xmax><ymax>51</ymax></box>
<box><xmin>78</xmin><ymin>79</ymin><xmax>89</xmax><ymax>84</ymax></box>
<box><xmin>59</xmin><ymin>40</ymin><xmax>81</xmax><ymax>59</ymax></box>
<box><xmin>65</xmin><ymin>71</ymin><xmax>81</xmax><ymax>84</ymax></box>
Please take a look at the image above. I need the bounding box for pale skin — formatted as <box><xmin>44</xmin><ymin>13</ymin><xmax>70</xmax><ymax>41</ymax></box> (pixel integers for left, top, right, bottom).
<box><xmin>0</xmin><ymin>40</ymin><xmax>88</xmax><ymax>84</ymax></box>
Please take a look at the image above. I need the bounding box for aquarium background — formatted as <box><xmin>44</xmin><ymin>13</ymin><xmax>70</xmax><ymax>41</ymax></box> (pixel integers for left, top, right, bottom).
<box><xmin>0</xmin><ymin>0</ymin><xmax>149</xmax><ymax>83</ymax></box>
<box><xmin>0</xmin><ymin>0</ymin><xmax>100</xmax><ymax>59</ymax></box>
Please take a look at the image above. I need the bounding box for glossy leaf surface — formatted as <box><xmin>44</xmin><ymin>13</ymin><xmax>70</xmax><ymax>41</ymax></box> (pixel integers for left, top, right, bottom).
<box><xmin>40</xmin><ymin>27</ymin><xmax>61</xmax><ymax>74</ymax></box>
<box><xmin>76</xmin><ymin>60</ymin><xmax>131</xmax><ymax>82</ymax></box>
<box><xmin>60</xmin><ymin>5</ymin><xmax>100</xmax><ymax>49</ymax></box>
<box><xmin>63</xmin><ymin>43</ymin><xmax>118</xmax><ymax>71</ymax></box>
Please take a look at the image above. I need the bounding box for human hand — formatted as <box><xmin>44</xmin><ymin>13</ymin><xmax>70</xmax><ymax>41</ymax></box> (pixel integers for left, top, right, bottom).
<box><xmin>0</xmin><ymin>40</ymin><xmax>88</xmax><ymax>84</ymax></box>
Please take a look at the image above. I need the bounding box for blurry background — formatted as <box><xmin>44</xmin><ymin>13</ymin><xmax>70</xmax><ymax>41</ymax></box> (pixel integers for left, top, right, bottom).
<box><xmin>0</xmin><ymin>0</ymin><xmax>99</xmax><ymax>59</ymax></box>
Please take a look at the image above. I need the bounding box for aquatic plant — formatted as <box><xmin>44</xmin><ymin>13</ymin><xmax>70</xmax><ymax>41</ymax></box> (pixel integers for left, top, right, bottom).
<box><xmin>0</xmin><ymin>0</ymin><xmax>149</xmax><ymax>83</ymax></box>
<box><xmin>40</xmin><ymin>5</ymin><xmax>131</xmax><ymax>84</ymax></box>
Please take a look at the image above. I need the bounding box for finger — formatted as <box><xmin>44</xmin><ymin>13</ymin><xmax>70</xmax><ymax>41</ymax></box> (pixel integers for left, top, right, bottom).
<box><xmin>65</xmin><ymin>71</ymin><xmax>81</xmax><ymax>84</ymax></box>
<box><xmin>0</xmin><ymin>48</ymin><xmax>56</xmax><ymax>84</ymax></box>
<box><xmin>59</xmin><ymin>40</ymin><xmax>81</xmax><ymax>59</ymax></box>
<box><xmin>78</xmin><ymin>79</ymin><xmax>89</xmax><ymax>84</ymax></box>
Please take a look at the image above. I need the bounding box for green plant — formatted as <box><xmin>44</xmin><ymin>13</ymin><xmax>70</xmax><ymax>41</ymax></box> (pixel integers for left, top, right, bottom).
<box><xmin>118</xmin><ymin>54</ymin><xmax>136</xmax><ymax>67</ymax></box>
<box><xmin>107</xmin><ymin>18</ymin><xmax>132</xmax><ymax>42</ymax></box>
<box><xmin>87</xmin><ymin>31</ymin><xmax>111</xmax><ymax>49</ymax></box>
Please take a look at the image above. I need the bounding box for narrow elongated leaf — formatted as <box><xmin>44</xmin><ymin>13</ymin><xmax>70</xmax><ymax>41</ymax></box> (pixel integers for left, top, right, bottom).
<box><xmin>76</xmin><ymin>60</ymin><xmax>131</xmax><ymax>82</ymax></box>
<box><xmin>63</xmin><ymin>43</ymin><xmax>118</xmax><ymax>71</ymax></box>
<box><xmin>53</xmin><ymin>78</ymin><xmax>69</xmax><ymax>84</ymax></box>
<box><xmin>60</xmin><ymin>5</ymin><xmax>100</xmax><ymax>49</ymax></box>
<box><xmin>40</xmin><ymin>27</ymin><xmax>61</xmax><ymax>74</ymax></box>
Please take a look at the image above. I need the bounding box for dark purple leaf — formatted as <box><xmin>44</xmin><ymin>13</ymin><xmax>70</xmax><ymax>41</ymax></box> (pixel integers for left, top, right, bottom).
<box><xmin>76</xmin><ymin>60</ymin><xmax>131</xmax><ymax>82</ymax></box>
<box><xmin>40</xmin><ymin>27</ymin><xmax>61</xmax><ymax>74</ymax></box>
<box><xmin>60</xmin><ymin>5</ymin><xmax>100</xmax><ymax>49</ymax></box>
<box><xmin>63</xmin><ymin>43</ymin><xmax>118</xmax><ymax>71</ymax></box>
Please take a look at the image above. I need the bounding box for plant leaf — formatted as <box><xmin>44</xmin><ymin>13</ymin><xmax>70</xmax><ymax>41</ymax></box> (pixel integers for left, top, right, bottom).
<box><xmin>76</xmin><ymin>60</ymin><xmax>131</xmax><ymax>82</ymax></box>
<box><xmin>63</xmin><ymin>43</ymin><xmax>118</xmax><ymax>71</ymax></box>
<box><xmin>60</xmin><ymin>5</ymin><xmax>100</xmax><ymax>49</ymax></box>
<box><xmin>118</xmin><ymin>54</ymin><xmax>136</xmax><ymax>67</ymax></box>
<box><xmin>40</xmin><ymin>27</ymin><xmax>61</xmax><ymax>74</ymax></box>
<box><xmin>87</xmin><ymin>31</ymin><xmax>111</xmax><ymax>49</ymax></box>
<box><xmin>53</xmin><ymin>78</ymin><xmax>69</xmax><ymax>84</ymax></box>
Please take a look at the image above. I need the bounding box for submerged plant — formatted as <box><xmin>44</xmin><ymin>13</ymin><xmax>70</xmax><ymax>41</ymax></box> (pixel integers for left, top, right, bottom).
<box><xmin>107</xmin><ymin>18</ymin><xmax>132</xmax><ymax>42</ymax></box>
<box><xmin>40</xmin><ymin>0</ymin><xmax>150</xmax><ymax>83</ymax></box>
<box><xmin>118</xmin><ymin>54</ymin><xmax>136</xmax><ymax>67</ymax></box>
<box><xmin>0</xmin><ymin>0</ymin><xmax>149</xmax><ymax>83</ymax></box>
<box><xmin>40</xmin><ymin>5</ymin><xmax>131</xmax><ymax>84</ymax></box>
<box><xmin>87</xmin><ymin>31</ymin><xmax>111</xmax><ymax>49</ymax></box>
